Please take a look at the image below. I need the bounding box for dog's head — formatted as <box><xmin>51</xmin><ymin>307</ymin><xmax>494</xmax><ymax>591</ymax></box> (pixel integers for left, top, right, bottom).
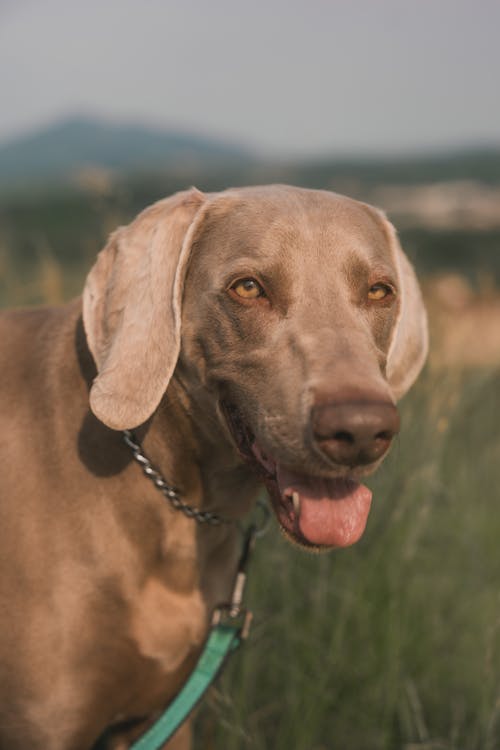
<box><xmin>83</xmin><ymin>186</ymin><xmax>427</xmax><ymax>550</ymax></box>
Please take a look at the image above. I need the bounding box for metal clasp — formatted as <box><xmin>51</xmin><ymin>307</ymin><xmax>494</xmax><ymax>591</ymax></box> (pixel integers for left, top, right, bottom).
<box><xmin>211</xmin><ymin>605</ymin><xmax>253</xmax><ymax>640</ymax></box>
<box><xmin>211</xmin><ymin>499</ymin><xmax>270</xmax><ymax>641</ymax></box>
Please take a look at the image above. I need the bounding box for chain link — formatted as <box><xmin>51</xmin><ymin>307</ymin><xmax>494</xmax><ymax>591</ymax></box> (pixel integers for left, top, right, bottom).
<box><xmin>123</xmin><ymin>430</ymin><xmax>232</xmax><ymax>526</ymax></box>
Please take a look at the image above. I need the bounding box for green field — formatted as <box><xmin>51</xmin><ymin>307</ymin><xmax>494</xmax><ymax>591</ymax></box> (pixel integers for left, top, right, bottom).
<box><xmin>1</xmin><ymin>174</ymin><xmax>499</xmax><ymax>749</ymax></box>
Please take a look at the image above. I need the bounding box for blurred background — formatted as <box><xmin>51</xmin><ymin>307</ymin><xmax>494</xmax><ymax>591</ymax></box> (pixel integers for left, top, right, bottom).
<box><xmin>1</xmin><ymin>1</ymin><xmax>499</xmax><ymax>748</ymax></box>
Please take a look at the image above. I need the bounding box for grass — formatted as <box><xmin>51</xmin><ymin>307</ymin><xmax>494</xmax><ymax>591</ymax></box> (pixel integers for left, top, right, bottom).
<box><xmin>2</xmin><ymin>236</ymin><xmax>499</xmax><ymax>749</ymax></box>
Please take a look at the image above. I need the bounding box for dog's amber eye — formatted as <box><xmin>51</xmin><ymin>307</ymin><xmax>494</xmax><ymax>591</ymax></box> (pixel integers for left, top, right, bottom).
<box><xmin>231</xmin><ymin>278</ymin><xmax>265</xmax><ymax>299</ymax></box>
<box><xmin>368</xmin><ymin>283</ymin><xmax>393</xmax><ymax>301</ymax></box>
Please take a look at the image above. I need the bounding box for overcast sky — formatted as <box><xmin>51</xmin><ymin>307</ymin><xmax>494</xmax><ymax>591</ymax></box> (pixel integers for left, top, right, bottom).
<box><xmin>1</xmin><ymin>0</ymin><xmax>499</xmax><ymax>157</ymax></box>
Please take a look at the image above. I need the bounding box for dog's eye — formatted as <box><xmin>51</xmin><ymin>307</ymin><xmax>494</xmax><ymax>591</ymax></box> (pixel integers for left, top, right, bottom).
<box><xmin>367</xmin><ymin>283</ymin><xmax>394</xmax><ymax>301</ymax></box>
<box><xmin>231</xmin><ymin>278</ymin><xmax>266</xmax><ymax>299</ymax></box>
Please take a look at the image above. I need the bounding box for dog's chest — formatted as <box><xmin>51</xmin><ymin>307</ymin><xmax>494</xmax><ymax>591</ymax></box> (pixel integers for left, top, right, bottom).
<box><xmin>130</xmin><ymin>575</ymin><xmax>207</xmax><ymax>674</ymax></box>
<box><xmin>130</xmin><ymin>517</ymin><xmax>235</xmax><ymax>646</ymax></box>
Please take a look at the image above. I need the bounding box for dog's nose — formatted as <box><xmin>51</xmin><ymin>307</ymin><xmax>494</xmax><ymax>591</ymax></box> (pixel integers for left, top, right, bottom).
<box><xmin>311</xmin><ymin>400</ymin><xmax>400</xmax><ymax>466</ymax></box>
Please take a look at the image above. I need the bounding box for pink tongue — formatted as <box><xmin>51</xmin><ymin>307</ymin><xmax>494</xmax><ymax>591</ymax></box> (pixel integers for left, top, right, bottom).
<box><xmin>276</xmin><ymin>466</ymin><xmax>372</xmax><ymax>548</ymax></box>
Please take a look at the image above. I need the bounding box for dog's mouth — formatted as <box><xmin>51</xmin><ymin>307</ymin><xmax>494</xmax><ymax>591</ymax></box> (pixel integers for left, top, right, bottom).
<box><xmin>221</xmin><ymin>402</ymin><xmax>372</xmax><ymax>551</ymax></box>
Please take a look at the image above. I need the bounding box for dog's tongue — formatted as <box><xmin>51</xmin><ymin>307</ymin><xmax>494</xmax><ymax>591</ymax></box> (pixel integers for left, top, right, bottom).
<box><xmin>276</xmin><ymin>466</ymin><xmax>372</xmax><ymax>547</ymax></box>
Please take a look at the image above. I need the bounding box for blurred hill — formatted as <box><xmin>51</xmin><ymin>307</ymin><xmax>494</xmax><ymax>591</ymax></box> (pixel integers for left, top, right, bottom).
<box><xmin>0</xmin><ymin>117</ymin><xmax>252</xmax><ymax>188</ymax></box>
<box><xmin>1</xmin><ymin>117</ymin><xmax>500</xmax><ymax>192</ymax></box>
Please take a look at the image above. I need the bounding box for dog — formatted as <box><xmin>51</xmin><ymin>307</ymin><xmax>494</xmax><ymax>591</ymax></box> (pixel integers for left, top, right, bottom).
<box><xmin>0</xmin><ymin>185</ymin><xmax>427</xmax><ymax>749</ymax></box>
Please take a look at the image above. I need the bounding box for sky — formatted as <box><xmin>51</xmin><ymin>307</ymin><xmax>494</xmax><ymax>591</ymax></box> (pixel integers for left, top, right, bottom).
<box><xmin>1</xmin><ymin>0</ymin><xmax>499</xmax><ymax>157</ymax></box>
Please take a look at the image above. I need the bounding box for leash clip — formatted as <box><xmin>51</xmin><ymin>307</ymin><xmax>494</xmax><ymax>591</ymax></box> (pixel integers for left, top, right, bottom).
<box><xmin>211</xmin><ymin>605</ymin><xmax>253</xmax><ymax>641</ymax></box>
<box><xmin>211</xmin><ymin>501</ymin><xmax>269</xmax><ymax>640</ymax></box>
<box><xmin>211</xmin><ymin>523</ymin><xmax>255</xmax><ymax>639</ymax></box>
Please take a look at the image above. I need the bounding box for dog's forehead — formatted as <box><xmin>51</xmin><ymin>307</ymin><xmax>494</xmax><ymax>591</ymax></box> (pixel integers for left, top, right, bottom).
<box><xmin>202</xmin><ymin>186</ymin><xmax>394</xmax><ymax>271</ymax></box>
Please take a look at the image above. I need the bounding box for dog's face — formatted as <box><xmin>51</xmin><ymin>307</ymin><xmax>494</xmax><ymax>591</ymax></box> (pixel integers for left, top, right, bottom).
<box><xmin>83</xmin><ymin>186</ymin><xmax>427</xmax><ymax>550</ymax></box>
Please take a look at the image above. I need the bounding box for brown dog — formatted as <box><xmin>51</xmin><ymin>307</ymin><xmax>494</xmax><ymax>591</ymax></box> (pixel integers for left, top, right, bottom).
<box><xmin>0</xmin><ymin>186</ymin><xmax>427</xmax><ymax>749</ymax></box>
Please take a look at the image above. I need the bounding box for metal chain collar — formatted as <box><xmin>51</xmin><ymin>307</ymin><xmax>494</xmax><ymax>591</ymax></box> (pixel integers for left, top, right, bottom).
<box><xmin>123</xmin><ymin>430</ymin><xmax>232</xmax><ymax>526</ymax></box>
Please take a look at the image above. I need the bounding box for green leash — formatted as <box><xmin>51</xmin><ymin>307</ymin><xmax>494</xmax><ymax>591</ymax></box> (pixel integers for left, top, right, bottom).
<box><xmin>130</xmin><ymin>506</ymin><xmax>268</xmax><ymax>750</ymax></box>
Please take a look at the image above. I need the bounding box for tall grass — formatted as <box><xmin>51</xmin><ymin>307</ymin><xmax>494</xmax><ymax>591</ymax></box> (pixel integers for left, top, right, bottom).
<box><xmin>0</xmin><ymin>240</ymin><xmax>85</xmax><ymax>307</ymax></box>
<box><xmin>196</xmin><ymin>368</ymin><xmax>500</xmax><ymax>750</ymax></box>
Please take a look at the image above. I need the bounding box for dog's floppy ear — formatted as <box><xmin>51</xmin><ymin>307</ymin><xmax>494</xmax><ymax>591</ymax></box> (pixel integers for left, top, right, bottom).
<box><xmin>83</xmin><ymin>188</ymin><xmax>207</xmax><ymax>430</ymax></box>
<box><xmin>384</xmin><ymin>218</ymin><xmax>428</xmax><ymax>400</ymax></box>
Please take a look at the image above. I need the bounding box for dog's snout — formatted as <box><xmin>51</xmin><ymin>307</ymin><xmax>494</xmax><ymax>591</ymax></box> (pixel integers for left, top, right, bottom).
<box><xmin>311</xmin><ymin>400</ymin><xmax>400</xmax><ymax>466</ymax></box>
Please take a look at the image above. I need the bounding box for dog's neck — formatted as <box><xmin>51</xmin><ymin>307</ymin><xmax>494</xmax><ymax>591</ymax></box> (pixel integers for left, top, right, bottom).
<box><xmin>140</xmin><ymin>369</ymin><xmax>260</xmax><ymax>524</ymax></box>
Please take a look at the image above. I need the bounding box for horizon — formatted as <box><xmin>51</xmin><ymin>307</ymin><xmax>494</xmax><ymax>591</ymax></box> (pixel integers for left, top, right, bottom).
<box><xmin>1</xmin><ymin>112</ymin><xmax>500</xmax><ymax>164</ymax></box>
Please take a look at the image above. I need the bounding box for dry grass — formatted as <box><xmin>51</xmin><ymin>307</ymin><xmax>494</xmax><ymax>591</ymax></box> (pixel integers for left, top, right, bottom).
<box><xmin>425</xmin><ymin>274</ymin><xmax>500</xmax><ymax>368</ymax></box>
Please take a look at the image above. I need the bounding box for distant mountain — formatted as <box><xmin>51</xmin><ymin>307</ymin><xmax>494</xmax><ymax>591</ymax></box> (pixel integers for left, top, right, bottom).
<box><xmin>1</xmin><ymin>117</ymin><xmax>500</xmax><ymax>196</ymax></box>
<box><xmin>0</xmin><ymin>117</ymin><xmax>253</xmax><ymax>186</ymax></box>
